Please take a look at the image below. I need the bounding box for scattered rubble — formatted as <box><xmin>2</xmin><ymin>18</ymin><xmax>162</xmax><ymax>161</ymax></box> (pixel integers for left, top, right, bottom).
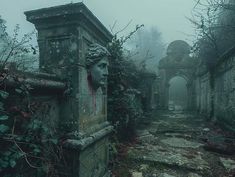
<box><xmin>160</xmin><ymin>137</ymin><xmax>203</xmax><ymax>148</ymax></box>
<box><xmin>132</xmin><ymin>171</ymin><xmax>143</xmax><ymax>177</ymax></box>
<box><xmin>203</xmin><ymin>128</ymin><xmax>210</xmax><ymax>132</ymax></box>
<box><xmin>114</xmin><ymin>112</ymin><xmax>234</xmax><ymax>177</ymax></box>
<box><xmin>158</xmin><ymin>173</ymin><xmax>176</xmax><ymax>177</ymax></box>
<box><xmin>220</xmin><ymin>157</ymin><xmax>235</xmax><ymax>171</ymax></box>
<box><xmin>128</xmin><ymin>145</ymin><xmax>209</xmax><ymax>172</ymax></box>
<box><xmin>187</xmin><ymin>172</ymin><xmax>202</xmax><ymax>177</ymax></box>
<box><xmin>139</xmin><ymin>164</ymin><xmax>149</xmax><ymax>172</ymax></box>
<box><xmin>138</xmin><ymin>133</ymin><xmax>155</xmax><ymax>143</ymax></box>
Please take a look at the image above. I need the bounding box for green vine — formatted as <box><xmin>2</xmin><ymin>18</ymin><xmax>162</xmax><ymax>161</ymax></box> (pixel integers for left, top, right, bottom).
<box><xmin>0</xmin><ymin>71</ymin><xmax>62</xmax><ymax>177</ymax></box>
<box><xmin>107</xmin><ymin>25</ymin><xmax>144</xmax><ymax>141</ymax></box>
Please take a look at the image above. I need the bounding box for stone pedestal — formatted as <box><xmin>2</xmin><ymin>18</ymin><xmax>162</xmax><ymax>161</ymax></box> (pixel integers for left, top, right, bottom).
<box><xmin>25</xmin><ymin>3</ymin><xmax>113</xmax><ymax>177</ymax></box>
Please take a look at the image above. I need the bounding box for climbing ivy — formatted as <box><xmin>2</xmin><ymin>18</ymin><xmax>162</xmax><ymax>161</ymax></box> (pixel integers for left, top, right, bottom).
<box><xmin>107</xmin><ymin>25</ymin><xmax>144</xmax><ymax>141</ymax></box>
<box><xmin>0</xmin><ymin>71</ymin><xmax>61</xmax><ymax>177</ymax></box>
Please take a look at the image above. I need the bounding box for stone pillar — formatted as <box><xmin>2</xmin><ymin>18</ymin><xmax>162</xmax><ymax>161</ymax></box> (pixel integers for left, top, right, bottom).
<box><xmin>186</xmin><ymin>82</ymin><xmax>196</xmax><ymax>111</ymax></box>
<box><xmin>186</xmin><ymin>83</ymin><xmax>191</xmax><ymax>110</ymax></box>
<box><xmin>25</xmin><ymin>3</ymin><xmax>113</xmax><ymax>177</ymax></box>
<box><xmin>139</xmin><ymin>71</ymin><xmax>156</xmax><ymax>111</ymax></box>
<box><xmin>165</xmin><ymin>83</ymin><xmax>170</xmax><ymax>109</ymax></box>
<box><xmin>158</xmin><ymin>70</ymin><xmax>169</xmax><ymax>110</ymax></box>
<box><xmin>159</xmin><ymin>80</ymin><xmax>170</xmax><ymax>110</ymax></box>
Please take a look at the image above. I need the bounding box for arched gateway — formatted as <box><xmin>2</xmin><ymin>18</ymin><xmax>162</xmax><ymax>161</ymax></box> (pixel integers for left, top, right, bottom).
<box><xmin>158</xmin><ymin>40</ymin><xmax>197</xmax><ymax>110</ymax></box>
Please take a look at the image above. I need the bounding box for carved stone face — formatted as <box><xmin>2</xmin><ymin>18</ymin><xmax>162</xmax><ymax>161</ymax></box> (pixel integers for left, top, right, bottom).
<box><xmin>89</xmin><ymin>56</ymin><xmax>109</xmax><ymax>90</ymax></box>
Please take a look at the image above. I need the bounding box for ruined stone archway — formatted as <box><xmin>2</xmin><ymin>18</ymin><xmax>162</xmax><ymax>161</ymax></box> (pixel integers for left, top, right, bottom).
<box><xmin>158</xmin><ymin>40</ymin><xmax>197</xmax><ymax>110</ymax></box>
<box><xmin>169</xmin><ymin>76</ymin><xmax>188</xmax><ymax>110</ymax></box>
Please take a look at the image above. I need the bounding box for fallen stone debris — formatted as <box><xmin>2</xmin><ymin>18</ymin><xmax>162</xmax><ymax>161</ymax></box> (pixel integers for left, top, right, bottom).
<box><xmin>114</xmin><ymin>112</ymin><xmax>235</xmax><ymax>177</ymax></box>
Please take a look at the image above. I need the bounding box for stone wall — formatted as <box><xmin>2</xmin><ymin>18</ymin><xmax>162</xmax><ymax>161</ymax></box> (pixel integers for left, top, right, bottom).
<box><xmin>195</xmin><ymin>72</ymin><xmax>211</xmax><ymax>116</ymax></box>
<box><xmin>214</xmin><ymin>50</ymin><xmax>235</xmax><ymax>130</ymax></box>
<box><xmin>138</xmin><ymin>71</ymin><xmax>157</xmax><ymax>112</ymax></box>
<box><xmin>196</xmin><ymin>47</ymin><xmax>235</xmax><ymax>130</ymax></box>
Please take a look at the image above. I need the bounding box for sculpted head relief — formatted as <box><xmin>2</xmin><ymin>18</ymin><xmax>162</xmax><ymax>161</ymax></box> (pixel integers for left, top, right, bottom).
<box><xmin>85</xmin><ymin>43</ymin><xmax>110</xmax><ymax>91</ymax></box>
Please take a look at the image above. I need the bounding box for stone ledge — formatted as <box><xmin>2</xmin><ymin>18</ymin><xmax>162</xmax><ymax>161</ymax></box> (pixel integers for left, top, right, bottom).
<box><xmin>5</xmin><ymin>73</ymin><xmax>66</xmax><ymax>91</ymax></box>
<box><xmin>63</xmin><ymin>125</ymin><xmax>113</xmax><ymax>151</ymax></box>
<box><xmin>24</xmin><ymin>2</ymin><xmax>112</xmax><ymax>41</ymax></box>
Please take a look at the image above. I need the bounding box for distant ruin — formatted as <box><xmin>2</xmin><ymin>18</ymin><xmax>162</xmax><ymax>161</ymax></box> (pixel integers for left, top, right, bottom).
<box><xmin>158</xmin><ymin>40</ymin><xmax>197</xmax><ymax>110</ymax></box>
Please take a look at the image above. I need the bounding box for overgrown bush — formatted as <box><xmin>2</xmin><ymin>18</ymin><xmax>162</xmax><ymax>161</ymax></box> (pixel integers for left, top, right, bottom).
<box><xmin>191</xmin><ymin>0</ymin><xmax>235</xmax><ymax>69</ymax></box>
<box><xmin>0</xmin><ymin>71</ymin><xmax>63</xmax><ymax>177</ymax></box>
<box><xmin>107</xmin><ymin>26</ymin><xmax>144</xmax><ymax>141</ymax></box>
<box><xmin>0</xmin><ymin>17</ymin><xmax>60</xmax><ymax>177</ymax></box>
<box><xmin>0</xmin><ymin>16</ymin><xmax>38</xmax><ymax>71</ymax></box>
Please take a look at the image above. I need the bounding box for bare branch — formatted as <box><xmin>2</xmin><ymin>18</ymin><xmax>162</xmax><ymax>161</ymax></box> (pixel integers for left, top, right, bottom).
<box><xmin>109</xmin><ymin>20</ymin><xmax>117</xmax><ymax>34</ymax></box>
<box><xmin>115</xmin><ymin>20</ymin><xmax>133</xmax><ymax>36</ymax></box>
<box><xmin>14</xmin><ymin>140</ymin><xmax>43</xmax><ymax>169</ymax></box>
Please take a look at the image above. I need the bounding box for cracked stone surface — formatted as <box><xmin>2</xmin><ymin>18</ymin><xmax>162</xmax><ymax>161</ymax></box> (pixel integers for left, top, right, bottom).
<box><xmin>128</xmin><ymin>145</ymin><xmax>209</xmax><ymax>172</ymax></box>
<box><xmin>117</xmin><ymin>111</ymin><xmax>235</xmax><ymax>177</ymax></box>
<box><xmin>160</xmin><ymin>137</ymin><xmax>203</xmax><ymax>148</ymax></box>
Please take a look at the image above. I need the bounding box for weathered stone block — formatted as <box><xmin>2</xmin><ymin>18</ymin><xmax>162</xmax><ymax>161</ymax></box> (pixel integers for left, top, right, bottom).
<box><xmin>25</xmin><ymin>3</ymin><xmax>113</xmax><ymax>177</ymax></box>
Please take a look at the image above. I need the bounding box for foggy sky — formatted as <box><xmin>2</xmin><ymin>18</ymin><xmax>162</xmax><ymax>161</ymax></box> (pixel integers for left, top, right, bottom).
<box><xmin>0</xmin><ymin>0</ymin><xmax>196</xmax><ymax>46</ymax></box>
